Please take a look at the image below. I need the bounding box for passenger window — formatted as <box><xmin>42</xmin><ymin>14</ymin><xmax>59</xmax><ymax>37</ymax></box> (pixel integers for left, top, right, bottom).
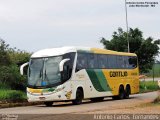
<box><xmin>88</xmin><ymin>54</ymin><xmax>98</xmax><ymax>69</ymax></box>
<box><xmin>128</xmin><ymin>56</ymin><xmax>137</xmax><ymax>68</ymax></box>
<box><xmin>76</xmin><ymin>53</ymin><xmax>88</xmax><ymax>71</ymax></box>
<box><xmin>98</xmin><ymin>54</ymin><xmax>107</xmax><ymax>68</ymax></box>
<box><xmin>62</xmin><ymin>52</ymin><xmax>76</xmax><ymax>81</ymax></box>
<box><xmin>123</xmin><ymin>56</ymin><xmax>129</xmax><ymax>69</ymax></box>
<box><xmin>117</xmin><ymin>56</ymin><xmax>125</xmax><ymax>69</ymax></box>
<box><xmin>108</xmin><ymin>55</ymin><xmax>117</xmax><ymax>69</ymax></box>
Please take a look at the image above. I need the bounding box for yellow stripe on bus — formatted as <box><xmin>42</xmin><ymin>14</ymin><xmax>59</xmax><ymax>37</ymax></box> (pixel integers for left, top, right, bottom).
<box><xmin>27</xmin><ymin>88</ymin><xmax>43</xmax><ymax>93</ymax></box>
<box><xmin>91</xmin><ymin>48</ymin><xmax>136</xmax><ymax>56</ymax></box>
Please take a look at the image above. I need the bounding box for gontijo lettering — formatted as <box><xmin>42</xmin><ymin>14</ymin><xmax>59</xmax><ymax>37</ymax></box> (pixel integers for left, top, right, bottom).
<box><xmin>110</xmin><ymin>71</ymin><xmax>128</xmax><ymax>77</ymax></box>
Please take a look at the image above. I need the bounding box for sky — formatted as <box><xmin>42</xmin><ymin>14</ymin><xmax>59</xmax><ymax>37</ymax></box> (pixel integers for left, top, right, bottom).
<box><xmin>0</xmin><ymin>0</ymin><xmax>159</xmax><ymax>53</ymax></box>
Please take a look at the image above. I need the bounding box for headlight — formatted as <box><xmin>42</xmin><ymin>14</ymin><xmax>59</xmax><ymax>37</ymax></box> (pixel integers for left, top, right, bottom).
<box><xmin>55</xmin><ymin>86</ymin><xmax>65</xmax><ymax>92</ymax></box>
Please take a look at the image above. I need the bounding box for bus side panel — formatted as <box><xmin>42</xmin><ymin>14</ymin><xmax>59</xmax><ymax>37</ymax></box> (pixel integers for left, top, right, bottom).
<box><xmin>102</xmin><ymin>68</ymin><xmax>139</xmax><ymax>96</ymax></box>
<box><xmin>128</xmin><ymin>68</ymin><xmax>139</xmax><ymax>94</ymax></box>
<box><xmin>71</xmin><ymin>69</ymin><xmax>113</xmax><ymax>99</ymax></box>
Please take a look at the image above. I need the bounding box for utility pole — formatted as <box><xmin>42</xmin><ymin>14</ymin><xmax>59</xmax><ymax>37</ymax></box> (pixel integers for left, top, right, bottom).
<box><xmin>153</xmin><ymin>64</ymin><xmax>155</xmax><ymax>82</ymax></box>
<box><xmin>125</xmin><ymin>0</ymin><xmax>130</xmax><ymax>53</ymax></box>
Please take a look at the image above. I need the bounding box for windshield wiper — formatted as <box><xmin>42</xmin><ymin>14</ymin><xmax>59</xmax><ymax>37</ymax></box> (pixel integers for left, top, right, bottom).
<box><xmin>39</xmin><ymin>68</ymin><xmax>43</xmax><ymax>78</ymax></box>
<box><xmin>44</xmin><ymin>69</ymin><xmax>51</xmax><ymax>85</ymax></box>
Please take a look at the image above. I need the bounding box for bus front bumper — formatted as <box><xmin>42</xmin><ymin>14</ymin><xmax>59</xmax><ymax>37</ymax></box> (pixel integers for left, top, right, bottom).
<box><xmin>27</xmin><ymin>91</ymin><xmax>69</xmax><ymax>102</ymax></box>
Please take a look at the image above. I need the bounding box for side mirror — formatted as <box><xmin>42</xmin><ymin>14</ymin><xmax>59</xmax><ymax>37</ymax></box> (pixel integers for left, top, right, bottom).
<box><xmin>20</xmin><ymin>62</ymin><xmax>29</xmax><ymax>75</ymax></box>
<box><xmin>59</xmin><ymin>58</ymin><xmax>70</xmax><ymax>72</ymax></box>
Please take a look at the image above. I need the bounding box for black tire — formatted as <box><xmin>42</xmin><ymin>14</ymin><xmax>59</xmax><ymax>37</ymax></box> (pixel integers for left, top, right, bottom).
<box><xmin>72</xmin><ymin>89</ymin><xmax>83</xmax><ymax>105</ymax></box>
<box><xmin>112</xmin><ymin>85</ymin><xmax>125</xmax><ymax>100</ymax></box>
<box><xmin>44</xmin><ymin>101</ymin><xmax>53</xmax><ymax>107</ymax></box>
<box><xmin>124</xmin><ymin>85</ymin><xmax>130</xmax><ymax>99</ymax></box>
<box><xmin>118</xmin><ymin>85</ymin><xmax>125</xmax><ymax>99</ymax></box>
<box><xmin>112</xmin><ymin>96</ymin><xmax>119</xmax><ymax>100</ymax></box>
<box><xmin>90</xmin><ymin>97</ymin><xmax>104</xmax><ymax>102</ymax></box>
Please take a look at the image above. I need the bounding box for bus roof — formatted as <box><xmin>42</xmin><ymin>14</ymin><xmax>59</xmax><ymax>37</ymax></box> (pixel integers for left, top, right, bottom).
<box><xmin>31</xmin><ymin>46</ymin><xmax>136</xmax><ymax>58</ymax></box>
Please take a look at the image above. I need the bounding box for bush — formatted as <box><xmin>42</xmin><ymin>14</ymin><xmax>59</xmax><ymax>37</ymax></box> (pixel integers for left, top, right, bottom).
<box><xmin>0</xmin><ymin>39</ymin><xmax>30</xmax><ymax>91</ymax></box>
<box><xmin>7</xmin><ymin>91</ymin><xmax>26</xmax><ymax>101</ymax></box>
<box><xmin>0</xmin><ymin>65</ymin><xmax>27</xmax><ymax>91</ymax></box>
<box><xmin>0</xmin><ymin>83</ymin><xmax>10</xmax><ymax>90</ymax></box>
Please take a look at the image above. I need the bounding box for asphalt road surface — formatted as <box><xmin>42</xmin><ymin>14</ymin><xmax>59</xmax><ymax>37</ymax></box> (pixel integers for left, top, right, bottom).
<box><xmin>0</xmin><ymin>92</ymin><xmax>159</xmax><ymax>115</ymax></box>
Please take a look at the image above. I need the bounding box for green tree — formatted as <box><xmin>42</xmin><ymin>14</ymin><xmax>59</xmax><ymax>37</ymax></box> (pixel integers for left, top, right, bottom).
<box><xmin>8</xmin><ymin>47</ymin><xmax>31</xmax><ymax>66</ymax></box>
<box><xmin>100</xmin><ymin>28</ymin><xmax>159</xmax><ymax>73</ymax></box>
<box><xmin>0</xmin><ymin>39</ymin><xmax>30</xmax><ymax>90</ymax></box>
<box><xmin>0</xmin><ymin>39</ymin><xmax>11</xmax><ymax>65</ymax></box>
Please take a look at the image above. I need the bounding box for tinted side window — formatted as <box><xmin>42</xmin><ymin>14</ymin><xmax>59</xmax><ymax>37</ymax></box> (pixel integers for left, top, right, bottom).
<box><xmin>123</xmin><ymin>56</ymin><xmax>129</xmax><ymax>69</ymax></box>
<box><xmin>63</xmin><ymin>52</ymin><xmax>75</xmax><ymax>65</ymax></box>
<box><xmin>88</xmin><ymin>54</ymin><xmax>98</xmax><ymax>69</ymax></box>
<box><xmin>123</xmin><ymin>56</ymin><xmax>137</xmax><ymax>69</ymax></box>
<box><xmin>117</xmin><ymin>56</ymin><xmax>125</xmax><ymax>69</ymax></box>
<box><xmin>128</xmin><ymin>56</ymin><xmax>137</xmax><ymax>68</ymax></box>
<box><xmin>76</xmin><ymin>53</ymin><xmax>88</xmax><ymax>71</ymax></box>
<box><xmin>62</xmin><ymin>52</ymin><xmax>76</xmax><ymax>81</ymax></box>
<box><xmin>98</xmin><ymin>54</ymin><xmax>107</xmax><ymax>68</ymax></box>
<box><xmin>108</xmin><ymin>55</ymin><xmax>117</xmax><ymax>69</ymax></box>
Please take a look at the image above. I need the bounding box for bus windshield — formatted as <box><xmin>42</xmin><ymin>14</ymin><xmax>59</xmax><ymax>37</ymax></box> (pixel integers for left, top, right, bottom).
<box><xmin>28</xmin><ymin>56</ymin><xmax>62</xmax><ymax>88</ymax></box>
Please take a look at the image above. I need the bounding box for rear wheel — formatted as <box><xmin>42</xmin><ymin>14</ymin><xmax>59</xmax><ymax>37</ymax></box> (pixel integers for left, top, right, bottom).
<box><xmin>112</xmin><ymin>96</ymin><xmax>119</xmax><ymax>100</ymax></box>
<box><xmin>118</xmin><ymin>85</ymin><xmax>125</xmax><ymax>99</ymax></box>
<box><xmin>90</xmin><ymin>97</ymin><xmax>104</xmax><ymax>102</ymax></box>
<box><xmin>72</xmin><ymin>89</ymin><xmax>83</xmax><ymax>105</ymax></box>
<box><xmin>124</xmin><ymin>85</ymin><xmax>130</xmax><ymax>99</ymax></box>
<box><xmin>44</xmin><ymin>101</ymin><xmax>53</xmax><ymax>107</ymax></box>
<box><xmin>112</xmin><ymin>85</ymin><xmax>125</xmax><ymax>100</ymax></box>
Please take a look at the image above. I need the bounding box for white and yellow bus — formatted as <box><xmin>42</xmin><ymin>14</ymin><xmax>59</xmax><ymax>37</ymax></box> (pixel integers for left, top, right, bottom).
<box><xmin>21</xmin><ymin>47</ymin><xmax>139</xmax><ymax>106</ymax></box>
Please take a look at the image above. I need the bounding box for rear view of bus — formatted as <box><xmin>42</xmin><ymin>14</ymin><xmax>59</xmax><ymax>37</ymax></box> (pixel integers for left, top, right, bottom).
<box><xmin>20</xmin><ymin>47</ymin><xmax>139</xmax><ymax>106</ymax></box>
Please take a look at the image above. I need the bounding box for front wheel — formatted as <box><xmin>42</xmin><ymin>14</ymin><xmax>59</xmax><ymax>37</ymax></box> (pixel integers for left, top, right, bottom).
<box><xmin>72</xmin><ymin>89</ymin><xmax>83</xmax><ymax>105</ymax></box>
<box><xmin>44</xmin><ymin>101</ymin><xmax>53</xmax><ymax>107</ymax></box>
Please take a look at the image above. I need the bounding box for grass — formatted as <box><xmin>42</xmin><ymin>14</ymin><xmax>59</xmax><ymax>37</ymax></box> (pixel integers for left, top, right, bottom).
<box><xmin>0</xmin><ymin>83</ymin><xmax>10</xmax><ymax>90</ymax></box>
<box><xmin>0</xmin><ymin>89</ymin><xmax>27</xmax><ymax>102</ymax></box>
<box><xmin>0</xmin><ymin>83</ymin><xmax>42</xmax><ymax>108</ymax></box>
<box><xmin>140</xmin><ymin>81</ymin><xmax>159</xmax><ymax>93</ymax></box>
<box><xmin>0</xmin><ymin>83</ymin><xmax>27</xmax><ymax>102</ymax></box>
